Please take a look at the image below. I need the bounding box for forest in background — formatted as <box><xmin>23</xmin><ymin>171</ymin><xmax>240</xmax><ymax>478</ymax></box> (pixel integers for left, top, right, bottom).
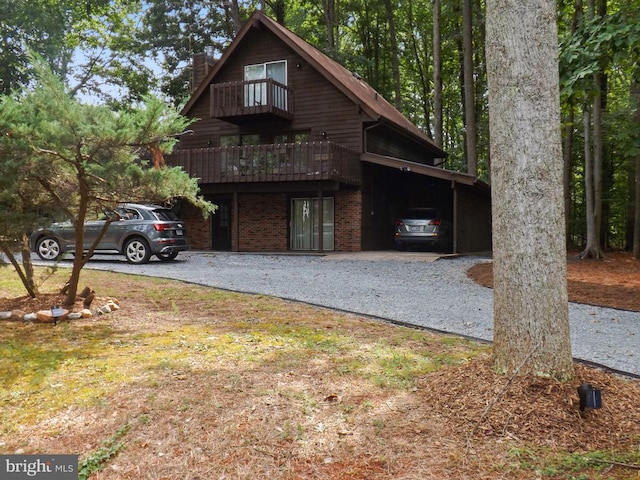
<box><xmin>2</xmin><ymin>0</ymin><xmax>639</xmax><ymax>255</ymax></box>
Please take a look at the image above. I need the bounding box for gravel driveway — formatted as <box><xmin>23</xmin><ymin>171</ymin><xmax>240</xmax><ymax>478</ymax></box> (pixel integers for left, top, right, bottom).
<box><xmin>73</xmin><ymin>251</ymin><xmax>639</xmax><ymax>376</ymax></box>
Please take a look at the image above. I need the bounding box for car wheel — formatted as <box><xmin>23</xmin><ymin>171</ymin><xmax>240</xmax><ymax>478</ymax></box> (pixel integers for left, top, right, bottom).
<box><xmin>156</xmin><ymin>251</ymin><xmax>179</xmax><ymax>262</ymax></box>
<box><xmin>36</xmin><ymin>236</ymin><xmax>62</xmax><ymax>260</ymax></box>
<box><xmin>124</xmin><ymin>238</ymin><xmax>152</xmax><ymax>264</ymax></box>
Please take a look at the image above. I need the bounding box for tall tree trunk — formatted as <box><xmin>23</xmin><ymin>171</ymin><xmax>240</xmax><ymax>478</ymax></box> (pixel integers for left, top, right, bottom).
<box><xmin>486</xmin><ymin>0</ymin><xmax>574</xmax><ymax>380</ymax></box>
<box><xmin>563</xmin><ymin>104</ymin><xmax>574</xmax><ymax>246</ymax></box>
<box><xmin>406</xmin><ymin>0</ymin><xmax>431</xmax><ymax>137</ymax></box>
<box><xmin>383</xmin><ymin>0</ymin><xmax>402</xmax><ymax>110</ymax></box>
<box><xmin>432</xmin><ymin>0</ymin><xmax>443</xmax><ymax>148</ymax></box>
<box><xmin>633</xmin><ymin>75</ymin><xmax>640</xmax><ymax>259</ymax></box>
<box><xmin>462</xmin><ymin>0</ymin><xmax>478</xmax><ymax>176</ymax></box>
<box><xmin>323</xmin><ymin>0</ymin><xmax>336</xmax><ymax>49</ymax></box>
<box><xmin>580</xmin><ymin>87</ymin><xmax>604</xmax><ymax>258</ymax></box>
<box><xmin>0</xmin><ymin>238</ymin><xmax>38</xmax><ymax>298</ymax></box>
<box><xmin>583</xmin><ymin>108</ymin><xmax>597</xmax><ymax>253</ymax></box>
<box><xmin>265</xmin><ymin>0</ymin><xmax>286</xmax><ymax>25</ymax></box>
<box><xmin>563</xmin><ymin>0</ymin><xmax>581</xmax><ymax>247</ymax></box>
<box><xmin>229</xmin><ymin>0</ymin><xmax>242</xmax><ymax>35</ymax></box>
<box><xmin>581</xmin><ymin>0</ymin><xmax>605</xmax><ymax>258</ymax></box>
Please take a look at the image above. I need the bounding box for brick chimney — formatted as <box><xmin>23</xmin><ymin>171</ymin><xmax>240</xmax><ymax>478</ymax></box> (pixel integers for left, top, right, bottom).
<box><xmin>191</xmin><ymin>48</ymin><xmax>216</xmax><ymax>92</ymax></box>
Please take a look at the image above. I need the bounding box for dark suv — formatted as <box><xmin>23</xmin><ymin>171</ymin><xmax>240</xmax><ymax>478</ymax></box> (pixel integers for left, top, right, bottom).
<box><xmin>30</xmin><ymin>203</ymin><xmax>189</xmax><ymax>264</ymax></box>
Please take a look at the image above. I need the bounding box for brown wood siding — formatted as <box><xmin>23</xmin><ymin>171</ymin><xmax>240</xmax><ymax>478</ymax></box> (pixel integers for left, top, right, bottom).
<box><xmin>178</xmin><ymin>27</ymin><xmax>368</xmax><ymax>154</ymax></box>
<box><xmin>366</xmin><ymin>128</ymin><xmax>441</xmax><ymax>164</ymax></box>
<box><xmin>454</xmin><ymin>184</ymin><xmax>492</xmax><ymax>253</ymax></box>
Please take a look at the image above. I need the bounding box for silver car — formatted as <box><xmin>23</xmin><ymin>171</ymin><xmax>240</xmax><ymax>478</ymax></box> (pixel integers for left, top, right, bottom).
<box><xmin>30</xmin><ymin>203</ymin><xmax>189</xmax><ymax>264</ymax></box>
<box><xmin>394</xmin><ymin>207</ymin><xmax>451</xmax><ymax>251</ymax></box>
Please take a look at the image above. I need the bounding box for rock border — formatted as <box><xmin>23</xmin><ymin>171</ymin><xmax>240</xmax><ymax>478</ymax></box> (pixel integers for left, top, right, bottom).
<box><xmin>0</xmin><ymin>298</ymin><xmax>120</xmax><ymax>323</ymax></box>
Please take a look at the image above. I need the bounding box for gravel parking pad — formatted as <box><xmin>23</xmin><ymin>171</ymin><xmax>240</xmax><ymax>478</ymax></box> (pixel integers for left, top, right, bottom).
<box><xmin>57</xmin><ymin>251</ymin><xmax>639</xmax><ymax>376</ymax></box>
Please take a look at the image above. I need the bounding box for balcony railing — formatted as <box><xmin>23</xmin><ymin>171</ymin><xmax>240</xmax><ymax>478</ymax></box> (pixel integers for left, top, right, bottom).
<box><xmin>167</xmin><ymin>142</ymin><xmax>361</xmax><ymax>186</ymax></box>
<box><xmin>210</xmin><ymin>79</ymin><xmax>294</xmax><ymax>121</ymax></box>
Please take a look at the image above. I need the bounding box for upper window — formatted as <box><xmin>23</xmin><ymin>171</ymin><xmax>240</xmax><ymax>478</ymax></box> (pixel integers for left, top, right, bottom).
<box><xmin>220</xmin><ymin>134</ymin><xmax>260</xmax><ymax>147</ymax></box>
<box><xmin>244</xmin><ymin>60</ymin><xmax>287</xmax><ymax>109</ymax></box>
<box><xmin>274</xmin><ymin>132</ymin><xmax>310</xmax><ymax>144</ymax></box>
<box><xmin>244</xmin><ymin>60</ymin><xmax>287</xmax><ymax>84</ymax></box>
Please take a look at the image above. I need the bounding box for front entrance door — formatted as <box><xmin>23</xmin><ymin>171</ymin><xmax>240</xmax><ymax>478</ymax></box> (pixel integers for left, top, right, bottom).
<box><xmin>290</xmin><ymin>197</ymin><xmax>334</xmax><ymax>251</ymax></box>
<box><xmin>212</xmin><ymin>198</ymin><xmax>232</xmax><ymax>250</ymax></box>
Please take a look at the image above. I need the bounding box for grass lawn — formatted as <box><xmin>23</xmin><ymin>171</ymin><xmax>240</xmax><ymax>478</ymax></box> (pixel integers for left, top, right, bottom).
<box><xmin>0</xmin><ymin>267</ymin><xmax>639</xmax><ymax>479</ymax></box>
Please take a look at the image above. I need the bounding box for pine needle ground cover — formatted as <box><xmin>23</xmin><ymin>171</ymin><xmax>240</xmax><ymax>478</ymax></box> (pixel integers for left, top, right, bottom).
<box><xmin>0</xmin><ymin>268</ymin><xmax>638</xmax><ymax>479</ymax></box>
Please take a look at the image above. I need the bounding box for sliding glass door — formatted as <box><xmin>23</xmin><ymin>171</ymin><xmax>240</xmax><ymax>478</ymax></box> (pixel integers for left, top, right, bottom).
<box><xmin>244</xmin><ymin>60</ymin><xmax>287</xmax><ymax>109</ymax></box>
<box><xmin>290</xmin><ymin>197</ymin><xmax>334</xmax><ymax>251</ymax></box>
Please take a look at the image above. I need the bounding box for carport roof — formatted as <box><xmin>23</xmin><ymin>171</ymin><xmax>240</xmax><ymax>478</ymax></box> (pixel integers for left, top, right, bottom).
<box><xmin>360</xmin><ymin>153</ymin><xmax>485</xmax><ymax>188</ymax></box>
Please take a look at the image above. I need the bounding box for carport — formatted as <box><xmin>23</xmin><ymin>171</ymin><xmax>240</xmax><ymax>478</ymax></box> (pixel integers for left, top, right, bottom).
<box><xmin>359</xmin><ymin>153</ymin><xmax>492</xmax><ymax>253</ymax></box>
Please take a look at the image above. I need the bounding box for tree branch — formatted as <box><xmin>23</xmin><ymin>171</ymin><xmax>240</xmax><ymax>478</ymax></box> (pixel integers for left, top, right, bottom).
<box><xmin>471</xmin><ymin>343</ymin><xmax>541</xmax><ymax>435</ymax></box>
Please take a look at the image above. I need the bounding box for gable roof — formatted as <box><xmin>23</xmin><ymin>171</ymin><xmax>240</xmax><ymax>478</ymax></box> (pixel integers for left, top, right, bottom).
<box><xmin>183</xmin><ymin>10</ymin><xmax>445</xmax><ymax>157</ymax></box>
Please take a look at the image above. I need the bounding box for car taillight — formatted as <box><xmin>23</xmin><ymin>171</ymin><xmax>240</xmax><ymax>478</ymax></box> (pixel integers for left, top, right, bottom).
<box><xmin>429</xmin><ymin>219</ymin><xmax>442</xmax><ymax>226</ymax></box>
<box><xmin>153</xmin><ymin>223</ymin><xmax>169</xmax><ymax>231</ymax></box>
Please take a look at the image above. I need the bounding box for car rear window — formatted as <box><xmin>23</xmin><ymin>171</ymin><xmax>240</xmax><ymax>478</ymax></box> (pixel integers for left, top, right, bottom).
<box><xmin>402</xmin><ymin>208</ymin><xmax>439</xmax><ymax>219</ymax></box>
<box><xmin>152</xmin><ymin>209</ymin><xmax>180</xmax><ymax>221</ymax></box>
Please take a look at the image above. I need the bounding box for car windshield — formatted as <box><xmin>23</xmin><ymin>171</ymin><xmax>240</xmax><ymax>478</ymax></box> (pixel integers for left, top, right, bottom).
<box><xmin>402</xmin><ymin>208</ymin><xmax>439</xmax><ymax>219</ymax></box>
<box><xmin>152</xmin><ymin>209</ymin><xmax>180</xmax><ymax>221</ymax></box>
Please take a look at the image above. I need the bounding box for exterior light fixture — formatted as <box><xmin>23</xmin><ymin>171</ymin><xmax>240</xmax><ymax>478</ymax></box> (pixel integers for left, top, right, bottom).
<box><xmin>577</xmin><ymin>383</ymin><xmax>602</xmax><ymax>417</ymax></box>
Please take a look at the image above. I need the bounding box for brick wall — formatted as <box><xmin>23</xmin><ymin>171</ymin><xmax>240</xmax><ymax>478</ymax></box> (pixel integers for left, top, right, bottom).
<box><xmin>334</xmin><ymin>189</ymin><xmax>362</xmax><ymax>251</ymax></box>
<box><xmin>238</xmin><ymin>193</ymin><xmax>289</xmax><ymax>251</ymax></box>
<box><xmin>180</xmin><ymin>202</ymin><xmax>212</xmax><ymax>250</ymax></box>
<box><xmin>180</xmin><ymin>190</ymin><xmax>363</xmax><ymax>252</ymax></box>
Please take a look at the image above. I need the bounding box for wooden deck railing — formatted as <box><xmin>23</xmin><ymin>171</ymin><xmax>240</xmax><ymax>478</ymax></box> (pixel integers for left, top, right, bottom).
<box><xmin>166</xmin><ymin>142</ymin><xmax>362</xmax><ymax>186</ymax></box>
<box><xmin>210</xmin><ymin>79</ymin><xmax>294</xmax><ymax>120</ymax></box>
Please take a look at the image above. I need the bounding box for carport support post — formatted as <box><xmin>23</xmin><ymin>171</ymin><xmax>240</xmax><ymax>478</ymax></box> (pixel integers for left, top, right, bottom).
<box><xmin>452</xmin><ymin>180</ymin><xmax>458</xmax><ymax>254</ymax></box>
<box><xmin>232</xmin><ymin>189</ymin><xmax>239</xmax><ymax>252</ymax></box>
<box><xmin>317</xmin><ymin>189</ymin><xmax>324</xmax><ymax>253</ymax></box>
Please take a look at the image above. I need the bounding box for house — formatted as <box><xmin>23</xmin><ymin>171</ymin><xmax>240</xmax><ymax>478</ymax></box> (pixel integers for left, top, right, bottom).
<box><xmin>170</xmin><ymin>10</ymin><xmax>491</xmax><ymax>253</ymax></box>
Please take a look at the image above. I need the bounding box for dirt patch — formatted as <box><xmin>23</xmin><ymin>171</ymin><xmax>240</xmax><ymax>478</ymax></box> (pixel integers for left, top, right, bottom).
<box><xmin>467</xmin><ymin>251</ymin><xmax>640</xmax><ymax>312</ymax></box>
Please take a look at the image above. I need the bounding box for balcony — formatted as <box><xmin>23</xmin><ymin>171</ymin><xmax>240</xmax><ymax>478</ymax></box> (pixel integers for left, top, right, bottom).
<box><xmin>210</xmin><ymin>79</ymin><xmax>294</xmax><ymax>123</ymax></box>
<box><xmin>167</xmin><ymin>142</ymin><xmax>361</xmax><ymax>186</ymax></box>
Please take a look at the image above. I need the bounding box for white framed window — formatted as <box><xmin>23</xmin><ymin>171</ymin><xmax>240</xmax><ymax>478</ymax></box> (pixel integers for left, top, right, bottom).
<box><xmin>244</xmin><ymin>60</ymin><xmax>287</xmax><ymax>109</ymax></box>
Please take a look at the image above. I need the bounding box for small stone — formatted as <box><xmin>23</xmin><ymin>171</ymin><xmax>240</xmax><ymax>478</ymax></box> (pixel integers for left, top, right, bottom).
<box><xmin>0</xmin><ymin>311</ymin><xmax>12</xmax><ymax>320</ymax></box>
<box><xmin>11</xmin><ymin>310</ymin><xmax>26</xmax><ymax>321</ymax></box>
<box><xmin>36</xmin><ymin>309</ymin><xmax>69</xmax><ymax>323</ymax></box>
<box><xmin>107</xmin><ymin>301</ymin><xmax>119</xmax><ymax>311</ymax></box>
<box><xmin>68</xmin><ymin>312</ymin><xmax>83</xmax><ymax>320</ymax></box>
<box><xmin>23</xmin><ymin>313</ymin><xmax>38</xmax><ymax>322</ymax></box>
<box><xmin>99</xmin><ymin>305</ymin><xmax>112</xmax><ymax>314</ymax></box>
<box><xmin>80</xmin><ymin>309</ymin><xmax>93</xmax><ymax>318</ymax></box>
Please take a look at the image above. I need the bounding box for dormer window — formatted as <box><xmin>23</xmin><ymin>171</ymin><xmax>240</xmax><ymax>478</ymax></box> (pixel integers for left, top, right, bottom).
<box><xmin>244</xmin><ymin>60</ymin><xmax>287</xmax><ymax>109</ymax></box>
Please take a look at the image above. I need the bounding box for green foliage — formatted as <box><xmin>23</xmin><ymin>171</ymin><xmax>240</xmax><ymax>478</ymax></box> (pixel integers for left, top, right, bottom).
<box><xmin>4</xmin><ymin>1</ymin><xmax>639</xmax><ymax>250</ymax></box>
<box><xmin>1</xmin><ymin>54</ymin><xmax>213</xmax><ymax>211</ymax></box>
<box><xmin>0</xmin><ymin>0</ymin><xmax>140</xmax><ymax>98</ymax></box>
<box><xmin>560</xmin><ymin>10</ymin><xmax>640</xmax><ymax>99</ymax></box>
<box><xmin>0</xmin><ymin>55</ymin><xmax>214</xmax><ymax>299</ymax></box>
<box><xmin>137</xmin><ymin>0</ymin><xmax>258</xmax><ymax>105</ymax></box>
<box><xmin>508</xmin><ymin>446</ymin><xmax>640</xmax><ymax>479</ymax></box>
<box><xmin>77</xmin><ymin>423</ymin><xmax>131</xmax><ymax>480</ymax></box>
